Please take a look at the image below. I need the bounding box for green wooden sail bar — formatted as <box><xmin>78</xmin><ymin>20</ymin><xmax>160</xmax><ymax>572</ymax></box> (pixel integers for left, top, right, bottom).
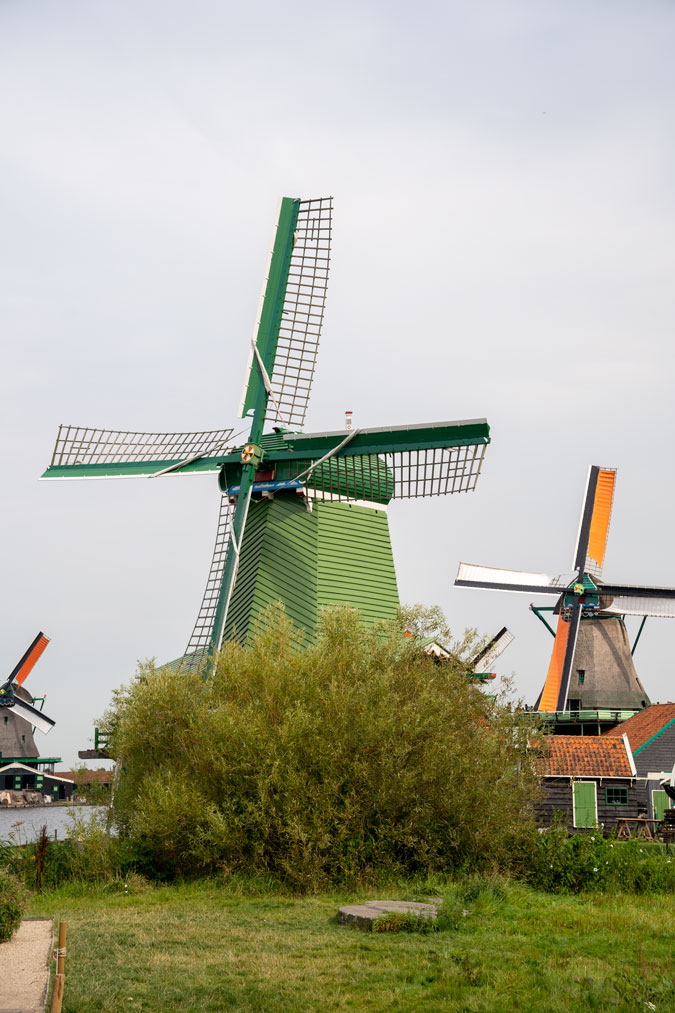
<box><xmin>41</xmin><ymin>196</ymin><xmax>491</xmax><ymax>670</ymax></box>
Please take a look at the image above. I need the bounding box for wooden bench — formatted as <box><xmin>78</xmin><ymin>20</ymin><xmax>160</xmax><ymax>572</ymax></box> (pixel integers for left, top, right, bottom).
<box><xmin>616</xmin><ymin>817</ymin><xmax>661</xmax><ymax>840</ymax></box>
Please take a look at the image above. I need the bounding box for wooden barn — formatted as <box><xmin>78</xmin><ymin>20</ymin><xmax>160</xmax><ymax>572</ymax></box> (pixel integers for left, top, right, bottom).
<box><xmin>604</xmin><ymin>703</ymin><xmax>675</xmax><ymax>822</ymax></box>
<box><xmin>534</xmin><ymin>734</ymin><xmax>638</xmax><ymax>831</ymax></box>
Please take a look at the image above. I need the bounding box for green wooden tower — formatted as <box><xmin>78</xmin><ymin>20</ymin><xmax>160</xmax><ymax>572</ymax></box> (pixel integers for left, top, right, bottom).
<box><xmin>42</xmin><ymin>197</ymin><xmax>491</xmax><ymax>668</ymax></box>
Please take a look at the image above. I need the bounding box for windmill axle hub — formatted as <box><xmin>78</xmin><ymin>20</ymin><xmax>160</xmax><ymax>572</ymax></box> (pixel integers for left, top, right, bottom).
<box><xmin>241</xmin><ymin>443</ymin><xmax>264</xmax><ymax>467</ymax></box>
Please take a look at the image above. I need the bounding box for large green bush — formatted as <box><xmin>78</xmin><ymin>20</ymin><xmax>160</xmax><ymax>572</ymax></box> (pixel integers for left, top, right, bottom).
<box><xmin>103</xmin><ymin>606</ymin><xmax>539</xmax><ymax>889</ymax></box>
<box><xmin>0</xmin><ymin>868</ymin><xmax>27</xmax><ymax>942</ymax></box>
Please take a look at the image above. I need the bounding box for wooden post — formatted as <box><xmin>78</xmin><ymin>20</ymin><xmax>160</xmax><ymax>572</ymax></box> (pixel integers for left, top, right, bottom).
<box><xmin>50</xmin><ymin>921</ymin><xmax>67</xmax><ymax>1013</ymax></box>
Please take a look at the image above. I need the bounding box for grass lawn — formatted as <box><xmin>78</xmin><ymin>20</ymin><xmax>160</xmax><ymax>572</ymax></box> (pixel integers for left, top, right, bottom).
<box><xmin>29</xmin><ymin>878</ymin><xmax>675</xmax><ymax>1012</ymax></box>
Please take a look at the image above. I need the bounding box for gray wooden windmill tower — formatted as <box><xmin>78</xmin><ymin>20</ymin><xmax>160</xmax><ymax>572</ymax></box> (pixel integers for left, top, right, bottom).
<box><xmin>42</xmin><ymin>197</ymin><xmax>491</xmax><ymax>670</ymax></box>
<box><xmin>0</xmin><ymin>632</ymin><xmax>55</xmax><ymax>762</ymax></box>
<box><xmin>455</xmin><ymin>466</ymin><xmax>675</xmax><ymax>722</ymax></box>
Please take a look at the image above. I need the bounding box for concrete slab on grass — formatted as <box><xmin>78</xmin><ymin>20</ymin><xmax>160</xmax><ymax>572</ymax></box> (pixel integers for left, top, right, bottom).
<box><xmin>0</xmin><ymin>919</ymin><xmax>52</xmax><ymax>1013</ymax></box>
<box><xmin>338</xmin><ymin>899</ymin><xmax>438</xmax><ymax>929</ymax></box>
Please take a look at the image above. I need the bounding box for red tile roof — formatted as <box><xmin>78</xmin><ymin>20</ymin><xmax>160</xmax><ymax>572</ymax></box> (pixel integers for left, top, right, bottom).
<box><xmin>535</xmin><ymin>735</ymin><xmax>633</xmax><ymax>777</ymax></box>
<box><xmin>603</xmin><ymin>703</ymin><xmax>675</xmax><ymax>753</ymax></box>
<box><xmin>61</xmin><ymin>769</ymin><xmax>112</xmax><ymax>783</ymax></box>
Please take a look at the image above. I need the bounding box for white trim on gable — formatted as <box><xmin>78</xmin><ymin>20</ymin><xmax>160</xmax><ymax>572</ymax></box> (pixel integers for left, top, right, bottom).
<box><xmin>623</xmin><ymin>733</ymin><xmax>637</xmax><ymax>777</ymax></box>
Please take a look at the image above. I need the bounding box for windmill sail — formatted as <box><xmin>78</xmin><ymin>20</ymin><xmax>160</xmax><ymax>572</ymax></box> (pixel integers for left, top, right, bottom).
<box><xmin>537</xmin><ymin>619</ymin><xmax>570</xmax><ymax>712</ymax></box>
<box><xmin>573</xmin><ymin>466</ymin><xmax>616</xmax><ymax>578</ymax></box>
<box><xmin>455</xmin><ymin>563</ymin><xmax>566</xmax><ymax>595</ymax></box>
<box><xmin>6</xmin><ymin>697</ymin><xmax>55</xmax><ymax>735</ymax></box>
<box><xmin>182</xmin><ymin>496</ymin><xmax>239</xmax><ymax>669</ymax></box>
<box><xmin>239</xmin><ymin>197</ymin><xmax>333</xmax><ymax>429</ymax></box>
<box><xmin>471</xmin><ymin>627</ymin><xmax>514</xmax><ymax>673</ymax></box>
<box><xmin>555</xmin><ymin>603</ymin><xmax>583</xmax><ymax>711</ymax></box>
<box><xmin>599</xmin><ymin>584</ymin><xmax>675</xmax><ymax>618</ymax></box>
<box><xmin>286</xmin><ymin>420</ymin><xmax>489</xmax><ymax>501</ymax></box>
<box><xmin>44</xmin><ymin>426</ymin><xmax>235</xmax><ymax>479</ymax></box>
<box><xmin>9</xmin><ymin>632</ymin><xmax>50</xmax><ymax>687</ymax></box>
<box><xmin>267</xmin><ymin>197</ymin><xmax>332</xmax><ymax>427</ymax></box>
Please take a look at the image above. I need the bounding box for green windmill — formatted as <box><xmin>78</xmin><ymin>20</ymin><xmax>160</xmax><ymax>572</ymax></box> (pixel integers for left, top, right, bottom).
<box><xmin>42</xmin><ymin>197</ymin><xmax>491</xmax><ymax>669</ymax></box>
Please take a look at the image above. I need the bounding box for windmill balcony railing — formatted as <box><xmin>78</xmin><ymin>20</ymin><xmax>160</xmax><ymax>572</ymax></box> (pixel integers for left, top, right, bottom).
<box><xmin>522</xmin><ymin>707</ymin><xmax>641</xmax><ymax>725</ymax></box>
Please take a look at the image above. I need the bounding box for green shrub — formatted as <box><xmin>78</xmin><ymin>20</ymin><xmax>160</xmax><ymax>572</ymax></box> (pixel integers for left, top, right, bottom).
<box><xmin>0</xmin><ymin>868</ymin><xmax>27</xmax><ymax>942</ymax></box>
<box><xmin>528</xmin><ymin>818</ymin><xmax>675</xmax><ymax>893</ymax></box>
<box><xmin>0</xmin><ymin>812</ymin><xmax>131</xmax><ymax>889</ymax></box>
<box><xmin>103</xmin><ymin>605</ymin><xmax>540</xmax><ymax>890</ymax></box>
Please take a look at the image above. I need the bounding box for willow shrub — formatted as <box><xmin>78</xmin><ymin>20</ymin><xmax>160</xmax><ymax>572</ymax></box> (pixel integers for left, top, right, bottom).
<box><xmin>105</xmin><ymin>606</ymin><xmax>539</xmax><ymax>890</ymax></box>
<box><xmin>0</xmin><ymin>868</ymin><xmax>27</xmax><ymax>942</ymax></box>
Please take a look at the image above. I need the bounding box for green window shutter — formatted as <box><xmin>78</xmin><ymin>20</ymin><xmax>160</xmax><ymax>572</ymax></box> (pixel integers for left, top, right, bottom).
<box><xmin>573</xmin><ymin>781</ymin><xmax>597</xmax><ymax>828</ymax></box>
<box><xmin>653</xmin><ymin>790</ymin><xmax>670</xmax><ymax>822</ymax></box>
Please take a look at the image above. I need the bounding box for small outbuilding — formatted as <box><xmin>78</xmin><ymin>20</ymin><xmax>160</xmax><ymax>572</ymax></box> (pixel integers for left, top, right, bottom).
<box><xmin>61</xmin><ymin>769</ymin><xmax>113</xmax><ymax>799</ymax></box>
<box><xmin>0</xmin><ymin>762</ymin><xmax>74</xmax><ymax>802</ymax></box>
<box><xmin>534</xmin><ymin>734</ymin><xmax>638</xmax><ymax>831</ymax></box>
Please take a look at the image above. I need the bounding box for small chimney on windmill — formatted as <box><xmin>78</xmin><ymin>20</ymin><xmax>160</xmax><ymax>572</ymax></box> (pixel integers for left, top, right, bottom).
<box><xmin>345</xmin><ymin>410</ymin><xmax>353</xmax><ymax>431</ymax></box>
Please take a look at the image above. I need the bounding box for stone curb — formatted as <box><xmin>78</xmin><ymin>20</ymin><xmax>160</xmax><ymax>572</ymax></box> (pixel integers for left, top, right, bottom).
<box><xmin>338</xmin><ymin>899</ymin><xmax>439</xmax><ymax>929</ymax></box>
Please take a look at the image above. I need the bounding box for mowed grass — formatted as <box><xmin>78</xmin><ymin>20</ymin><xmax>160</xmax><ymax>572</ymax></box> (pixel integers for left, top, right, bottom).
<box><xmin>30</xmin><ymin>878</ymin><xmax>675</xmax><ymax>1012</ymax></box>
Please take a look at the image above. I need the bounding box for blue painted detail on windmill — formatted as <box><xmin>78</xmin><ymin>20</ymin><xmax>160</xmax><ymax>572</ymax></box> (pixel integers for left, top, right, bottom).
<box><xmin>563</xmin><ymin>572</ymin><xmax>599</xmax><ymax>610</ymax></box>
<box><xmin>227</xmin><ymin>479</ymin><xmax>305</xmax><ymax>496</ymax></box>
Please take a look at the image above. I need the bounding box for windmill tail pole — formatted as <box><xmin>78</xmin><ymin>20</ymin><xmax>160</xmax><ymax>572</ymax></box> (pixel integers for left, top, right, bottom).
<box><xmin>631</xmin><ymin>615</ymin><xmax>647</xmax><ymax>656</ymax></box>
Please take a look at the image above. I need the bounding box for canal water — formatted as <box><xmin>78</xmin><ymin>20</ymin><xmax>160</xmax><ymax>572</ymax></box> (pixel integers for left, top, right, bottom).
<box><xmin>0</xmin><ymin>805</ymin><xmax>106</xmax><ymax>843</ymax></box>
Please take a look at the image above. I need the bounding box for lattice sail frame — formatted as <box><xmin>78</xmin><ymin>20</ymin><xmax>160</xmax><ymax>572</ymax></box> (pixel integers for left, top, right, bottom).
<box><xmin>266</xmin><ymin>197</ymin><xmax>332</xmax><ymax>428</ymax></box>
<box><xmin>182</xmin><ymin>495</ymin><xmax>236</xmax><ymax>667</ymax></box>
<box><xmin>289</xmin><ymin>442</ymin><xmax>487</xmax><ymax>502</ymax></box>
<box><xmin>472</xmin><ymin>628</ymin><xmax>515</xmax><ymax>673</ymax></box>
<box><xmin>50</xmin><ymin>425</ymin><xmax>235</xmax><ymax>468</ymax></box>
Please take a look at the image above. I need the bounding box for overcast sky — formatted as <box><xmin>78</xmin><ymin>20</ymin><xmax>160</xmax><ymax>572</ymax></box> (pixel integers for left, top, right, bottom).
<box><xmin>2</xmin><ymin>0</ymin><xmax>675</xmax><ymax>767</ymax></box>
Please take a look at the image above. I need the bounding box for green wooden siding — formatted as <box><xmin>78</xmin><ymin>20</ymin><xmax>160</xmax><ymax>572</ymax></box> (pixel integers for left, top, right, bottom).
<box><xmin>225</xmin><ymin>496</ymin><xmax>317</xmax><ymax>644</ymax></box>
<box><xmin>573</xmin><ymin>781</ymin><xmax>597</xmax><ymax>828</ymax></box>
<box><xmin>316</xmin><ymin>501</ymin><xmax>399</xmax><ymax>622</ymax></box>
<box><xmin>225</xmin><ymin>493</ymin><xmax>399</xmax><ymax>643</ymax></box>
<box><xmin>224</xmin><ymin>498</ymin><xmax>272</xmax><ymax>643</ymax></box>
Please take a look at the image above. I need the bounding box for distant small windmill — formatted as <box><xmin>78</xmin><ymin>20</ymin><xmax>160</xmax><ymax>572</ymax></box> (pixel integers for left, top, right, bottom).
<box><xmin>415</xmin><ymin>626</ymin><xmax>513</xmax><ymax>680</ymax></box>
<box><xmin>42</xmin><ymin>197</ymin><xmax>491</xmax><ymax>669</ymax></box>
<box><xmin>455</xmin><ymin>466</ymin><xmax>675</xmax><ymax>712</ymax></box>
<box><xmin>470</xmin><ymin>626</ymin><xmax>514</xmax><ymax>681</ymax></box>
<box><xmin>0</xmin><ymin>633</ymin><xmax>55</xmax><ymax>756</ymax></box>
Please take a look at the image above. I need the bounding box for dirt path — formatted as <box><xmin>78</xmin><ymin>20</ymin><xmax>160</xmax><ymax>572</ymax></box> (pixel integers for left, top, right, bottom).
<box><xmin>0</xmin><ymin>919</ymin><xmax>52</xmax><ymax>1013</ymax></box>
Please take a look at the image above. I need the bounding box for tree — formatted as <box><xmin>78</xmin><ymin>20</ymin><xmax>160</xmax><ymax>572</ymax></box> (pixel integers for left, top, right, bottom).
<box><xmin>103</xmin><ymin>605</ymin><xmax>539</xmax><ymax>888</ymax></box>
<box><xmin>398</xmin><ymin>602</ymin><xmax>488</xmax><ymax>659</ymax></box>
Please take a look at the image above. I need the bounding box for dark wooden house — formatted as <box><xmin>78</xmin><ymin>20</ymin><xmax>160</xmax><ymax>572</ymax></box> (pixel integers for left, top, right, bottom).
<box><xmin>604</xmin><ymin>703</ymin><xmax>675</xmax><ymax>821</ymax></box>
<box><xmin>535</xmin><ymin>734</ymin><xmax>638</xmax><ymax>831</ymax></box>
<box><xmin>0</xmin><ymin>762</ymin><xmax>74</xmax><ymax>801</ymax></box>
